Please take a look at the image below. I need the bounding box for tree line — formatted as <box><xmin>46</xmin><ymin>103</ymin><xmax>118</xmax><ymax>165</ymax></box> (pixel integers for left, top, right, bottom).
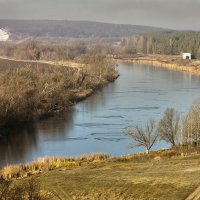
<box><xmin>0</xmin><ymin>39</ymin><xmax>116</xmax><ymax>61</ymax></box>
<box><xmin>121</xmin><ymin>31</ymin><xmax>200</xmax><ymax>59</ymax></box>
<box><xmin>125</xmin><ymin>99</ymin><xmax>200</xmax><ymax>154</ymax></box>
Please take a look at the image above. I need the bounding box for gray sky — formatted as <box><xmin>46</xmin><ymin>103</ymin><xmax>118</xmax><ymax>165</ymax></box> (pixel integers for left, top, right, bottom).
<box><xmin>0</xmin><ymin>0</ymin><xmax>200</xmax><ymax>30</ymax></box>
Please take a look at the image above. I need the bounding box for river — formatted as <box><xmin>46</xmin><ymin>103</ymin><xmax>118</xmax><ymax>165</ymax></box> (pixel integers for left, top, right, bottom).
<box><xmin>1</xmin><ymin>62</ymin><xmax>200</xmax><ymax>166</ymax></box>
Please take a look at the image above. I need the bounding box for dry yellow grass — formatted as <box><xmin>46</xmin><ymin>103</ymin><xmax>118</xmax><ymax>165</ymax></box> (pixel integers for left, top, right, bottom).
<box><xmin>0</xmin><ymin>153</ymin><xmax>111</xmax><ymax>180</ymax></box>
<box><xmin>5</xmin><ymin>150</ymin><xmax>200</xmax><ymax>200</ymax></box>
<box><xmin>51</xmin><ymin>60</ymin><xmax>86</xmax><ymax>68</ymax></box>
<box><xmin>0</xmin><ymin>56</ymin><xmax>84</xmax><ymax>69</ymax></box>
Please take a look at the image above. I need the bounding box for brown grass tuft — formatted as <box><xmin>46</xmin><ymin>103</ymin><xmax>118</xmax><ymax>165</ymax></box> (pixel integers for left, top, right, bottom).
<box><xmin>0</xmin><ymin>153</ymin><xmax>111</xmax><ymax>180</ymax></box>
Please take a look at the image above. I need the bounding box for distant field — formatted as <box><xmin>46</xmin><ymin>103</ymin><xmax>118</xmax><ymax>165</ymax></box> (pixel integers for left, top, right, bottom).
<box><xmin>0</xmin><ymin>58</ymin><xmax>56</xmax><ymax>71</ymax></box>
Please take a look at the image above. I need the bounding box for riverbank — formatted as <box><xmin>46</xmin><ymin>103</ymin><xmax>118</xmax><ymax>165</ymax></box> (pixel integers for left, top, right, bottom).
<box><xmin>1</xmin><ymin>150</ymin><xmax>200</xmax><ymax>199</ymax></box>
<box><xmin>118</xmin><ymin>54</ymin><xmax>200</xmax><ymax>76</ymax></box>
<box><xmin>0</xmin><ymin>56</ymin><xmax>118</xmax><ymax>128</ymax></box>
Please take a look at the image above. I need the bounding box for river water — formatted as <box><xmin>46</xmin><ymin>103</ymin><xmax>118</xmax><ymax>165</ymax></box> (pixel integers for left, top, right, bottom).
<box><xmin>1</xmin><ymin>62</ymin><xmax>200</xmax><ymax>166</ymax></box>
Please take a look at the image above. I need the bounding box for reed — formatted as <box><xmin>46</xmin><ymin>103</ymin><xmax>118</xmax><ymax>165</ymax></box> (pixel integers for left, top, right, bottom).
<box><xmin>0</xmin><ymin>153</ymin><xmax>111</xmax><ymax>180</ymax></box>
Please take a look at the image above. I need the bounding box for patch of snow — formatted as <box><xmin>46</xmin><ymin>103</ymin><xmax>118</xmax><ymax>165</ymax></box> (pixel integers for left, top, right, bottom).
<box><xmin>0</xmin><ymin>29</ymin><xmax>9</xmax><ymax>41</ymax></box>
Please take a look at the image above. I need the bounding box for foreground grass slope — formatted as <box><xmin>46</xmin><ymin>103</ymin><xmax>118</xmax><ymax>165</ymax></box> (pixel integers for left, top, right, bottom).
<box><xmin>7</xmin><ymin>151</ymin><xmax>200</xmax><ymax>200</ymax></box>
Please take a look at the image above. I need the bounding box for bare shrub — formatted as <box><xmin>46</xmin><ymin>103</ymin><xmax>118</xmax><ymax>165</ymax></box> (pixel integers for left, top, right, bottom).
<box><xmin>125</xmin><ymin>119</ymin><xmax>158</xmax><ymax>154</ymax></box>
<box><xmin>158</xmin><ymin>108</ymin><xmax>180</xmax><ymax>147</ymax></box>
<box><xmin>182</xmin><ymin>99</ymin><xmax>200</xmax><ymax>152</ymax></box>
<box><xmin>0</xmin><ymin>65</ymin><xmax>73</xmax><ymax>125</ymax></box>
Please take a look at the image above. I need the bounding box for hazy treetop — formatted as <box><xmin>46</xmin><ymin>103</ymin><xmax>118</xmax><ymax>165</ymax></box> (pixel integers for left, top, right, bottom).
<box><xmin>0</xmin><ymin>0</ymin><xmax>199</xmax><ymax>30</ymax></box>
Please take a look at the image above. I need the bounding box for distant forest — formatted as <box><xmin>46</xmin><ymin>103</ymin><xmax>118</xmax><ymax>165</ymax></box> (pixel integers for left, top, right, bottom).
<box><xmin>0</xmin><ymin>20</ymin><xmax>166</xmax><ymax>41</ymax></box>
<box><xmin>122</xmin><ymin>31</ymin><xmax>200</xmax><ymax>58</ymax></box>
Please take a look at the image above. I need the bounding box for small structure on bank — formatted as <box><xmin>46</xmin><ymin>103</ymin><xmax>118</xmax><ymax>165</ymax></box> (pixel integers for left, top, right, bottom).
<box><xmin>182</xmin><ymin>53</ymin><xmax>192</xmax><ymax>60</ymax></box>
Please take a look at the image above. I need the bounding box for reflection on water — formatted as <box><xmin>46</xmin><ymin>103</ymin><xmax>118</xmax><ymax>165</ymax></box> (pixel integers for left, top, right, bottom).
<box><xmin>0</xmin><ymin>124</ymin><xmax>37</xmax><ymax>166</ymax></box>
<box><xmin>0</xmin><ymin>109</ymin><xmax>74</xmax><ymax>166</ymax></box>
<box><xmin>1</xmin><ymin>62</ymin><xmax>200</xmax><ymax>166</ymax></box>
<box><xmin>36</xmin><ymin>109</ymin><xmax>74</xmax><ymax>137</ymax></box>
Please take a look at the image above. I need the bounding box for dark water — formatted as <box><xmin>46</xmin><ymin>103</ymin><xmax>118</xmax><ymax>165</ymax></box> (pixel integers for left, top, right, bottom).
<box><xmin>1</xmin><ymin>62</ymin><xmax>200</xmax><ymax>166</ymax></box>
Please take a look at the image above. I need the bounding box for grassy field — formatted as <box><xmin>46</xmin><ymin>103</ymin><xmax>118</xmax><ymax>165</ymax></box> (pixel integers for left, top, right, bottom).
<box><xmin>0</xmin><ymin>57</ymin><xmax>58</xmax><ymax>71</ymax></box>
<box><xmin>0</xmin><ymin>57</ymin><xmax>85</xmax><ymax>70</ymax></box>
<box><xmin>9</xmin><ymin>151</ymin><xmax>200</xmax><ymax>200</ymax></box>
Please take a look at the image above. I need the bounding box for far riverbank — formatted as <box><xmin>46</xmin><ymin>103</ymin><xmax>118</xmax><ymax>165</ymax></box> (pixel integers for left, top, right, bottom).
<box><xmin>117</xmin><ymin>54</ymin><xmax>200</xmax><ymax>76</ymax></box>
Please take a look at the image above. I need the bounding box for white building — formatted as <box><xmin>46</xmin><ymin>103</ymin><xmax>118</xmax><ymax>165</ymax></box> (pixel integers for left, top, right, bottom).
<box><xmin>182</xmin><ymin>53</ymin><xmax>192</xmax><ymax>60</ymax></box>
<box><xmin>0</xmin><ymin>29</ymin><xmax>9</xmax><ymax>41</ymax></box>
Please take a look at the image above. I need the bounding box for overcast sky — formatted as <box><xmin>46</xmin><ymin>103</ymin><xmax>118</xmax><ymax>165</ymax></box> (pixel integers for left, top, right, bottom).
<box><xmin>0</xmin><ymin>0</ymin><xmax>200</xmax><ymax>30</ymax></box>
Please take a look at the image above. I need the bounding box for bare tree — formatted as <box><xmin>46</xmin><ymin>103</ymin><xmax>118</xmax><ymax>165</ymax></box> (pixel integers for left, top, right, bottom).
<box><xmin>158</xmin><ymin>108</ymin><xmax>180</xmax><ymax>147</ymax></box>
<box><xmin>183</xmin><ymin>99</ymin><xmax>200</xmax><ymax>151</ymax></box>
<box><xmin>125</xmin><ymin>119</ymin><xmax>158</xmax><ymax>154</ymax></box>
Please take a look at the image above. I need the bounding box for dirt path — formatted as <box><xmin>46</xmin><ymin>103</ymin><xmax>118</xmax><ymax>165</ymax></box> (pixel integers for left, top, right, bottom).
<box><xmin>0</xmin><ymin>56</ymin><xmax>83</xmax><ymax>70</ymax></box>
<box><xmin>186</xmin><ymin>186</ymin><xmax>200</xmax><ymax>200</ymax></box>
<box><xmin>0</xmin><ymin>57</ymin><xmax>56</xmax><ymax>71</ymax></box>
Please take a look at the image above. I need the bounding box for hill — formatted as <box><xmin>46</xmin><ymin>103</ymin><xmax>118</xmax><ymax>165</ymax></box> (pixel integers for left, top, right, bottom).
<box><xmin>0</xmin><ymin>19</ymin><xmax>167</xmax><ymax>41</ymax></box>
